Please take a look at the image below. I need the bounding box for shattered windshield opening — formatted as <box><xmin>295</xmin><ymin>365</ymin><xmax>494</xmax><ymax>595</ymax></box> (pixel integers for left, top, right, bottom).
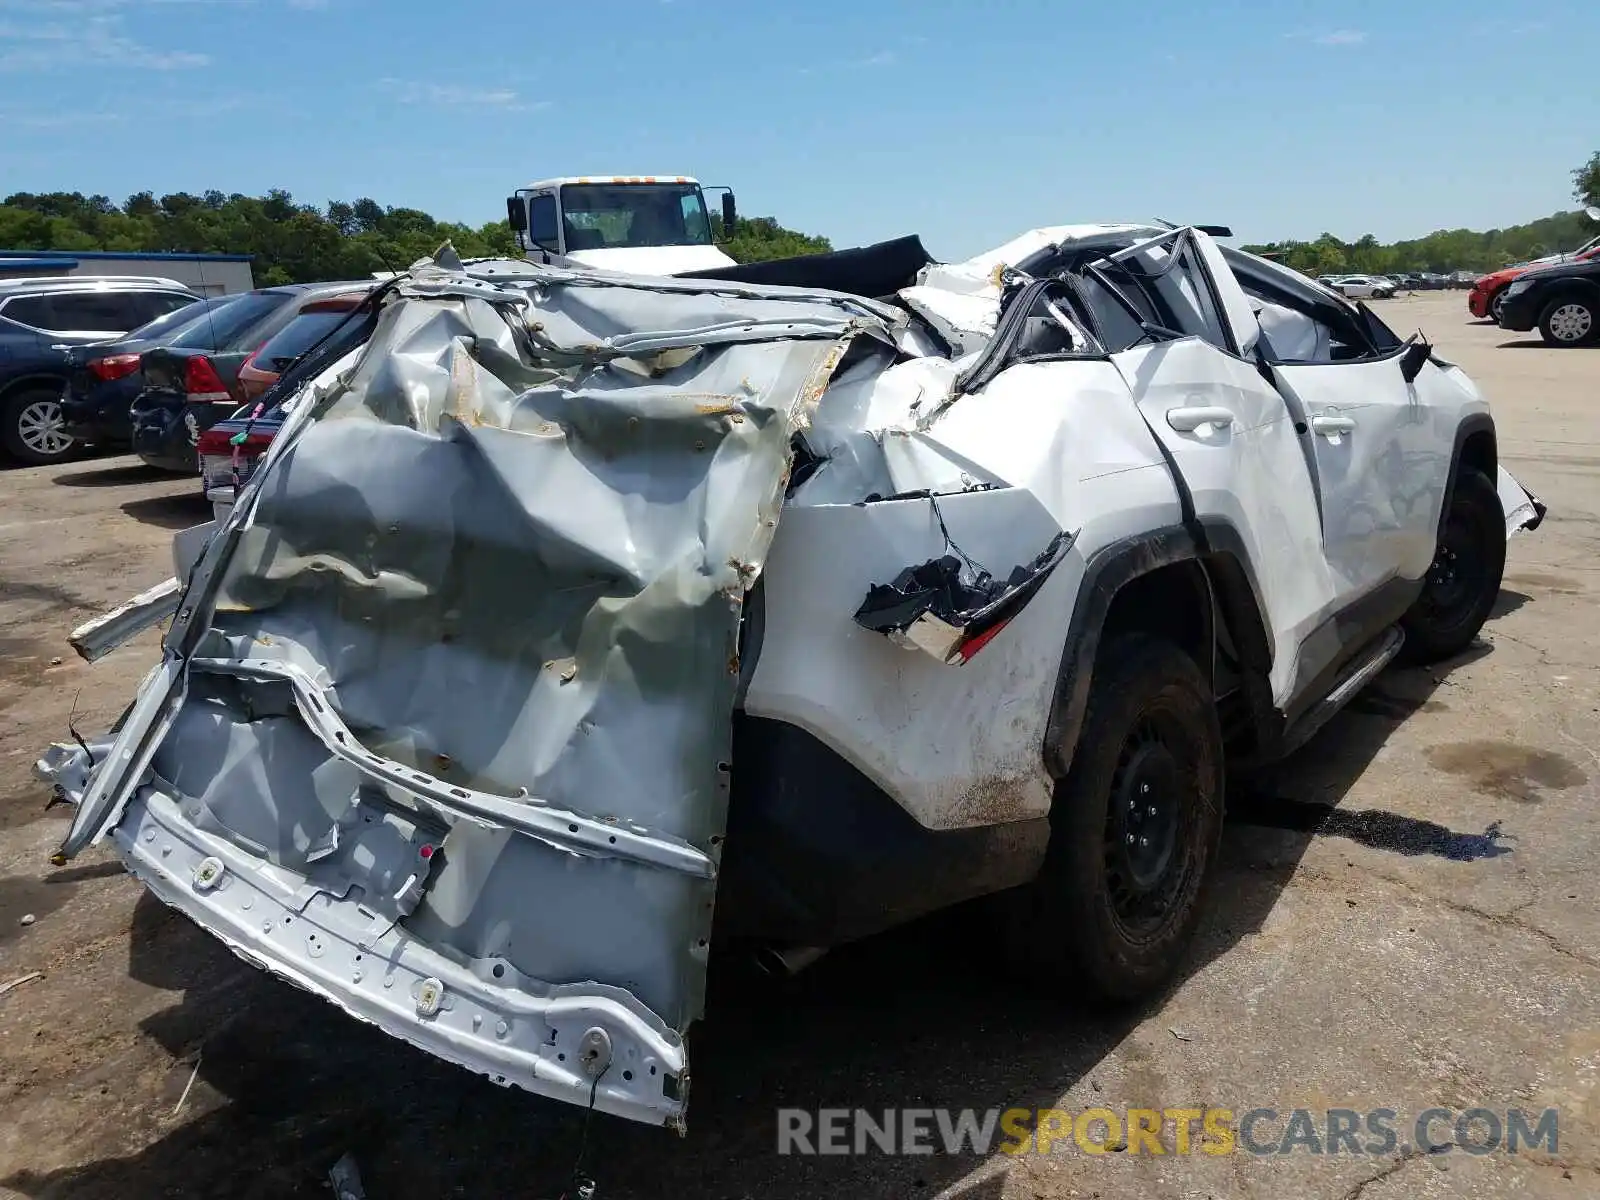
<box><xmin>562</xmin><ymin>183</ymin><xmax>714</xmax><ymax>249</ymax></box>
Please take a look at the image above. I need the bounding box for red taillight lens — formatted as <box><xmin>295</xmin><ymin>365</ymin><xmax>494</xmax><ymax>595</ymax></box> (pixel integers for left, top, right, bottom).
<box><xmin>196</xmin><ymin>428</ymin><xmax>274</xmax><ymax>457</ymax></box>
<box><xmin>87</xmin><ymin>353</ymin><xmax>141</xmax><ymax>382</ymax></box>
<box><xmin>183</xmin><ymin>355</ymin><xmax>231</xmax><ymax>402</ymax></box>
<box><xmin>953</xmin><ymin>615</ymin><xmax>1016</xmax><ymax>663</ymax></box>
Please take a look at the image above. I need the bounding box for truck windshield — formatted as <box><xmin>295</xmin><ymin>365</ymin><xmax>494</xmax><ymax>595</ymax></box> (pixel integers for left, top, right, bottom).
<box><xmin>561</xmin><ymin>183</ymin><xmax>713</xmax><ymax>249</ymax></box>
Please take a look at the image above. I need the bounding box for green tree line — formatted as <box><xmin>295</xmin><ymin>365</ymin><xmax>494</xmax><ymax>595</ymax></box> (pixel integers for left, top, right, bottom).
<box><xmin>1247</xmin><ymin>152</ymin><xmax>1600</xmax><ymax>277</ymax></box>
<box><xmin>1241</xmin><ymin>209</ymin><xmax>1598</xmax><ymax>277</ymax></box>
<box><xmin>0</xmin><ymin>190</ymin><xmax>832</xmax><ymax>284</ymax></box>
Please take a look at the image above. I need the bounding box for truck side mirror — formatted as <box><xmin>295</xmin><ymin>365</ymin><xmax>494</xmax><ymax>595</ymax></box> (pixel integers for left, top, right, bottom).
<box><xmin>506</xmin><ymin>196</ymin><xmax>527</xmax><ymax>233</ymax></box>
<box><xmin>721</xmin><ymin>192</ymin><xmax>737</xmax><ymax>235</ymax></box>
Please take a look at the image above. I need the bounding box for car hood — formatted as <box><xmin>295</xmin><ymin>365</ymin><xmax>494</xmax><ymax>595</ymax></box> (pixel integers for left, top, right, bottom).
<box><xmin>564</xmin><ymin>244</ymin><xmax>739</xmax><ymax>275</ymax></box>
<box><xmin>1511</xmin><ymin>258</ymin><xmax>1600</xmax><ymax>284</ymax></box>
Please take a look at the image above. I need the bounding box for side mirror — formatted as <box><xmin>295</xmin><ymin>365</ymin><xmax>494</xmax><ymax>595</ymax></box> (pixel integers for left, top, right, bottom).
<box><xmin>1400</xmin><ymin>338</ymin><xmax>1431</xmax><ymax>384</ymax></box>
<box><xmin>721</xmin><ymin>192</ymin><xmax>737</xmax><ymax>235</ymax></box>
<box><xmin>505</xmin><ymin>196</ymin><xmax>527</xmax><ymax>233</ymax></box>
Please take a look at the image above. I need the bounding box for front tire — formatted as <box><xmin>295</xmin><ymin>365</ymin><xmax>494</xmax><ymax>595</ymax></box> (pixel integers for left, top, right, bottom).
<box><xmin>1488</xmin><ymin>288</ymin><xmax>1508</xmax><ymax>325</ymax></box>
<box><xmin>1538</xmin><ymin>296</ymin><xmax>1597</xmax><ymax>346</ymax></box>
<box><xmin>2</xmin><ymin>385</ymin><xmax>79</xmax><ymax>466</ymax></box>
<box><xmin>1017</xmin><ymin>633</ymin><xmax>1223</xmax><ymax>1002</ymax></box>
<box><xmin>1399</xmin><ymin>468</ymin><xmax>1505</xmax><ymax>663</ymax></box>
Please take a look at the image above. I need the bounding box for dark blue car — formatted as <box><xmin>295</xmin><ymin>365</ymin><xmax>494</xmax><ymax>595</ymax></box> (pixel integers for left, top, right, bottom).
<box><xmin>59</xmin><ymin>295</ymin><xmax>239</xmax><ymax>448</ymax></box>
<box><xmin>0</xmin><ymin>276</ymin><xmax>198</xmax><ymax>464</ymax></box>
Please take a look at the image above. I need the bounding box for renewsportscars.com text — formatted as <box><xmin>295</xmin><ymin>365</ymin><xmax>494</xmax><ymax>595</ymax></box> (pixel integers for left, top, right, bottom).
<box><xmin>776</xmin><ymin>1106</ymin><xmax>1559</xmax><ymax>1157</ymax></box>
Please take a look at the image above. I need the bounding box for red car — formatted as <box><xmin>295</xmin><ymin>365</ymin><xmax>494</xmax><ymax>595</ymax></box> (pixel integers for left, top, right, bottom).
<box><xmin>1470</xmin><ymin>242</ymin><xmax>1600</xmax><ymax>323</ymax></box>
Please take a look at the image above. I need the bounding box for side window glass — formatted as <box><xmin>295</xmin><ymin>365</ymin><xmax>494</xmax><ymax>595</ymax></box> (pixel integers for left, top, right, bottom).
<box><xmin>127</xmin><ymin>292</ymin><xmax>190</xmax><ymax>326</ymax></box>
<box><xmin>0</xmin><ymin>295</ymin><xmax>53</xmax><ymax>330</ymax></box>
<box><xmin>528</xmin><ymin>195</ymin><xmax>559</xmax><ymax>246</ymax></box>
<box><xmin>1146</xmin><ymin>242</ymin><xmax>1230</xmax><ymax>352</ymax></box>
<box><xmin>1075</xmin><ymin>272</ymin><xmax>1152</xmax><ymax>353</ymax></box>
<box><xmin>48</xmin><ymin>292</ymin><xmax>136</xmax><ymax>332</ymax></box>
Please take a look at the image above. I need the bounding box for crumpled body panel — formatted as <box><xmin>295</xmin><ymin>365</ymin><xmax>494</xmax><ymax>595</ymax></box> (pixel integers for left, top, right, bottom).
<box><xmin>54</xmin><ymin>263</ymin><xmax>887</xmax><ymax>1128</ymax></box>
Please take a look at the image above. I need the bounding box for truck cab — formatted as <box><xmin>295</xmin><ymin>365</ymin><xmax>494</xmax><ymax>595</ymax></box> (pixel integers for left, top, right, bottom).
<box><xmin>506</xmin><ymin>176</ymin><xmax>739</xmax><ymax>275</ymax></box>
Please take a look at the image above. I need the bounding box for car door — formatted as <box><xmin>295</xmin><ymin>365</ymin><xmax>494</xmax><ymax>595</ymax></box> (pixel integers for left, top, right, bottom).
<box><xmin>1101</xmin><ymin>230</ymin><xmax>1340</xmax><ymax>708</ymax></box>
<box><xmin>1259</xmin><ymin>305</ymin><xmax>1450</xmax><ymax>588</ymax></box>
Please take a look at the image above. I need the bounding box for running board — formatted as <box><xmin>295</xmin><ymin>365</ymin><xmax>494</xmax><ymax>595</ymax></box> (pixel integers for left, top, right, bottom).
<box><xmin>1280</xmin><ymin>626</ymin><xmax>1405</xmax><ymax>757</ymax></box>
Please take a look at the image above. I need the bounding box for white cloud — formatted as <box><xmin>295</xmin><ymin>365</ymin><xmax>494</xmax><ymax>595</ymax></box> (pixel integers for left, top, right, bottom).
<box><xmin>379</xmin><ymin>79</ymin><xmax>551</xmax><ymax>112</ymax></box>
<box><xmin>1285</xmin><ymin>28</ymin><xmax>1368</xmax><ymax>47</ymax></box>
<box><xmin>3</xmin><ymin>91</ymin><xmax>245</xmax><ymax>126</ymax></box>
<box><xmin>0</xmin><ymin>9</ymin><xmax>210</xmax><ymax>67</ymax></box>
<box><xmin>1471</xmin><ymin>19</ymin><xmax>1547</xmax><ymax>36</ymax></box>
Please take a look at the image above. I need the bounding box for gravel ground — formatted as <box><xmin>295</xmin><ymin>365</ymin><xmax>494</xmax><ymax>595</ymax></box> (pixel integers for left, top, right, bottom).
<box><xmin>0</xmin><ymin>292</ymin><xmax>1596</xmax><ymax>1199</ymax></box>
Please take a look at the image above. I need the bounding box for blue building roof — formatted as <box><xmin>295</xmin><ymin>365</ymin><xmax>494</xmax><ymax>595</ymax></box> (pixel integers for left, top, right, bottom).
<box><xmin>0</xmin><ymin>257</ymin><xmax>80</xmax><ymax>271</ymax></box>
<box><xmin>0</xmin><ymin>249</ymin><xmax>254</xmax><ymax>263</ymax></box>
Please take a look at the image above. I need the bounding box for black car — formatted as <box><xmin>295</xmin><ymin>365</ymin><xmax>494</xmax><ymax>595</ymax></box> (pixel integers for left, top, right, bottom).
<box><xmin>59</xmin><ymin>295</ymin><xmax>239</xmax><ymax>448</ymax></box>
<box><xmin>0</xmin><ymin>276</ymin><xmax>199</xmax><ymax>464</ymax></box>
<box><xmin>129</xmin><ymin>281</ymin><xmax>373</xmax><ymax>472</ymax></box>
<box><xmin>1498</xmin><ymin>255</ymin><xmax>1600</xmax><ymax>347</ymax></box>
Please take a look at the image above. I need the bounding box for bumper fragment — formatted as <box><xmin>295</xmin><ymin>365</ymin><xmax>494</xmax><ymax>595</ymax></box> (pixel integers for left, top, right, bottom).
<box><xmin>115</xmin><ymin>786</ymin><xmax>691</xmax><ymax>1128</ymax></box>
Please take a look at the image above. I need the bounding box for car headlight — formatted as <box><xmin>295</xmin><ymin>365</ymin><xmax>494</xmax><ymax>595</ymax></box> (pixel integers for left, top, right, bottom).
<box><xmin>1505</xmin><ymin>279</ymin><xmax>1534</xmax><ymax>298</ymax></box>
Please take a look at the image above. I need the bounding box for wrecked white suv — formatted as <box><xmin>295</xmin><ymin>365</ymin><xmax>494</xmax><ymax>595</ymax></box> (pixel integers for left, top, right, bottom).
<box><xmin>39</xmin><ymin>224</ymin><xmax>1544</xmax><ymax>1131</ymax></box>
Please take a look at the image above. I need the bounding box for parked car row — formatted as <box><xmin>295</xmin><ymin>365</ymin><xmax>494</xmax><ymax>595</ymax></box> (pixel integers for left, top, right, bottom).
<box><xmin>1313</xmin><ymin>272</ymin><xmax>1475</xmax><ymax>299</ymax></box>
<box><xmin>1465</xmin><ymin>206</ymin><xmax>1600</xmax><ymax>345</ymax></box>
<box><xmin>1316</xmin><ymin>273</ymin><xmax>1401</xmax><ymax>299</ymax></box>
<box><xmin>0</xmin><ymin>274</ymin><xmax>375</xmax><ymax>468</ymax></box>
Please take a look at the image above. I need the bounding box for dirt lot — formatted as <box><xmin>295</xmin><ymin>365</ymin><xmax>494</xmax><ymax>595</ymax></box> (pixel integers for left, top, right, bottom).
<box><xmin>1</xmin><ymin>292</ymin><xmax>1597</xmax><ymax>1200</ymax></box>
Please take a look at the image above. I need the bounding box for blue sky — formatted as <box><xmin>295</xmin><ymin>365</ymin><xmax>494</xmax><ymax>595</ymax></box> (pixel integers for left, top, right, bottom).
<box><xmin>1</xmin><ymin>0</ymin><xmax>1595</xmax><ymax>259</ymax></box>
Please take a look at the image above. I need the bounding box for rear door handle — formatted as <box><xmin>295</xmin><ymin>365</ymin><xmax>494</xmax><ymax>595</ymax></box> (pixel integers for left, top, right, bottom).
<box><xmin>1166</xmin><ymin>406</ymin><xmax>1236</xmax><ymax>433</ymax></box>
<box><xmin>1310</xmin><ymin>415</ymin><xmax>1357</xmax><ymax>437</ymax></box>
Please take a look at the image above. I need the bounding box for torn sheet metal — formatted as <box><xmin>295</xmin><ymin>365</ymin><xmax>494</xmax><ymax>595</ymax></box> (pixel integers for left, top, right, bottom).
<box><xmin>53</xmin><ymin>259</ymin><xmax>890</xmax><ymax>1129</ymax></box>
<box><xmin>67</xmin><ymin>577</ymin><xmax>181</xmax><ymax>663</ymax></box>
<box><xmin>1498</xmin><ymin>466</ymin><xmax>1546</xmax><ymax>538</ymax></box>
<box><xmin>854</xmin><ymin>528</ymin><xmax>1074</xmax><ymax>663</ymax></box>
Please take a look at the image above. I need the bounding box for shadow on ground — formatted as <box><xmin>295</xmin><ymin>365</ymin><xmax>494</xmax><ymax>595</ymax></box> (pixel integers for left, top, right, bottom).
<box><xmin>119</xmin><ymin>493</ymin><xmax>213</xmax><ymax>530</ymax></box>
<box><xmin>51</xmin><ymin>461</ymin><xmax>170</xmax><ymax>488</ymax></box>
<box><xmin>0</xmin><ymin>633</ymin><xmax>1516</xmax><ymax>1198</ymax></box>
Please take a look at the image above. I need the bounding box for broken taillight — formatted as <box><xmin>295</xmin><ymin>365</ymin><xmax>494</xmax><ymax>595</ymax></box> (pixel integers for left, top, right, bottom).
<box><xmin>953</xmin><ymin>616</ymin><xmax>1016</xmax><ymax>663</ymax></box>
<box><xmin>87</xmin><ymin>353</ymin><xmax>141</xmax><ymax>382</ymax></box>
<box><xmin>853</xmin><ymin>529</ymin><xmax>1075</xmax><ymax>666</ymax></box>
<box><xmin>196</xmin><ymin>427</ymin><xmax>273</xmax><ymax>457</ymax></box>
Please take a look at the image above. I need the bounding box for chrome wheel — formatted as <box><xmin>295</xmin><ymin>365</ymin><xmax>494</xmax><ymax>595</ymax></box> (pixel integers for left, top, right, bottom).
<box><xmin>1547</xmin><ymin>302</ymin><xmax>1593</xmax><ymax>344</ymax></box>
<box><xmin>17</xmin><ymin>397</ymin><xmax>74</xmax><ymax>458</ymax></box>
<box><xmin>1489</xmin><ymin>290</ymin><xmax>1507</xmax><ymax>323</ymax></box>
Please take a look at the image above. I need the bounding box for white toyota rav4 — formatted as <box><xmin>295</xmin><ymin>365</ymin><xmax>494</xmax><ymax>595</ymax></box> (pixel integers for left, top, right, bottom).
<box><xmin>39</xmin><ymin>223</ymin><xmax>1544</xmax><ymax>1131</ymax></box>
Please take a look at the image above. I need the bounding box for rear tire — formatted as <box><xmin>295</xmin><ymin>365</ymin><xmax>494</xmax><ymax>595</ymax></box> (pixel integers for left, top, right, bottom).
<box><xmin>1537</xmin><ymin>296</ymin><xmax>1597</xmax><ymax>346</ymax></box>
<box><xmin>2</xmin><ymin>385</ymin><xmax>79</xmax><ymax>466</ymax></box>
<box><xmin>1399</xmin><ymin>468</ymin><xmax>1504</xmax><ymax>663</ymax></box>
<box><xmin>1014</xmin><ymin>633</ymin><xmax>1223</xmax><ymax>1002</ymax></box>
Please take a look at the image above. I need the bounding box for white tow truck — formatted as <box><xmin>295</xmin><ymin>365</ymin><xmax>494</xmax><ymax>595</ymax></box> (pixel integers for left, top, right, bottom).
<box><xmin>505</xmin><ymin>175</ymin><xmax>739</xmax><ymax>275</ymax></box>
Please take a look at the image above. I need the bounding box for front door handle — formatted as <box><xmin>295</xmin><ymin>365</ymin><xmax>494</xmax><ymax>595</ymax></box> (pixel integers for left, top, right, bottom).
<box><xmin>1166</xmin><ymin>406</ymin><xmax>1236</xmax><ymax>433</ymax></box>
<box><xmin>1310</xmin><ymin>415</ymin><xmax>1357</xmax><ymax>437</ymax></box>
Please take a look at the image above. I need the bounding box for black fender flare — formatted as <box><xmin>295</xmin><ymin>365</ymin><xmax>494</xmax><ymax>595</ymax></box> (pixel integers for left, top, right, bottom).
<box><xmin>1438</xmin><ymin>413</ymin><xmax>1497</xmax><ymax>543</ymax></box>
<box><xmin>1042</xmin><ymin>521</ymin><xmax>1273</xmax><ymax>780</ymax></box>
